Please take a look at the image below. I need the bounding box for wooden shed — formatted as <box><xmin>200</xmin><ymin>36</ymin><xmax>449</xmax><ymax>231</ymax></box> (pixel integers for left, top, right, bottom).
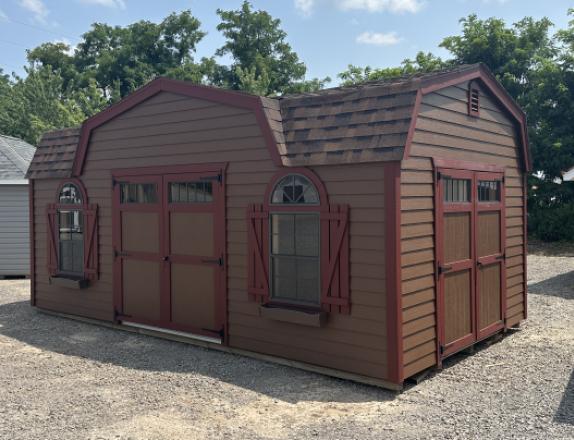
<box><xmin>26</xmin><ymin>64</ymin><xmax>529</xmax><ymax>389</ymax></box>
<box><xmin>0</xmin><ymin>134</ymin><xmax>35</xmax><ymax>277</ymax></box>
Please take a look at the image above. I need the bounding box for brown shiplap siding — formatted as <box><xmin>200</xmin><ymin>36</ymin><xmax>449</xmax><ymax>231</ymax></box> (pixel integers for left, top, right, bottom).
<box><xmin>32</xmin><ymin>91</ymin><xmax>390</xmax><ymax>381</ymax></box>
<box><xmin>400</xmin><ymin>81</ymin><xmax>527</xmax><ymax>379</ymax></box>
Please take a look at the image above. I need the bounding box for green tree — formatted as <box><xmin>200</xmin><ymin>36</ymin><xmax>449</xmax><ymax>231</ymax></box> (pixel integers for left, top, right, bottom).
<box><xmin>0</xmin><ymin>67</ymin><xmax>85</xmax><ymax>145</ymax></box>
<box><xmin>338</xmin><ymin>52</ymin><xmax>449</xmax><ymax>86</ymax></box>
<box><xmin>215</xmin><ymin>1</ymin><xmax>328</xmax><ymax>95</ymax></box>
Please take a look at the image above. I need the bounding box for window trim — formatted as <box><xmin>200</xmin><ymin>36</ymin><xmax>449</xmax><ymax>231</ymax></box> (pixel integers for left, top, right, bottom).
<box><xmin>264</xmin><ymin>169</ymin><xmax>329</xmax><ymax>311</ymax></box>
<box><xmin>51</xmin><ymin>179</ymin><xmax>93</xmax><ymax>282</ymax></box>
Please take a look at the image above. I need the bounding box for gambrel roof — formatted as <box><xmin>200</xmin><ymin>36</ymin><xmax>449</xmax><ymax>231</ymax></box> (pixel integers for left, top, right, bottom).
<box><xmin>26</xmin><ymin>63</ymin><xmax>530</xmax><ymax>180</ymax></box>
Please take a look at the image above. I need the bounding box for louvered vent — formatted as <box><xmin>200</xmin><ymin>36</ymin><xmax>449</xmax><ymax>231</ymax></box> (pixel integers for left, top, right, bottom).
<box><xmin>469</xmin><ymin>88</ymin><xmax>480</xmax><ymax>116</ymax></box>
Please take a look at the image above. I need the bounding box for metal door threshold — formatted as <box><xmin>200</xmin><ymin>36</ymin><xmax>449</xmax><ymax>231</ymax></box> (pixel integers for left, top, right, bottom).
<box><xmin>121</xmin><ymin>321</ymin><xmax>222</xmax><ymax>345</ymax></box>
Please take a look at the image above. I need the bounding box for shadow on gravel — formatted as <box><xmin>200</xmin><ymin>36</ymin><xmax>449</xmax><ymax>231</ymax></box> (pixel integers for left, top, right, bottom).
<box><xmin>555</xmin><ymin>369</ymin><xmax>574</xmax><ymax>425</ymax></box>
<box><xmin>528</xmin><ymin>270</ymin><xmax>574</xmax><ymax>300</ymax></box>
<box><xmin>0</xmin><ymin>300</ymin><xmax>396</xmax><ymax>404</ymax></box>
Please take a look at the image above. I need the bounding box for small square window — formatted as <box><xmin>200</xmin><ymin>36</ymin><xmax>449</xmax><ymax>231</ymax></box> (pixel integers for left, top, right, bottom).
<box><xmin>478</xmin><ymin>180</ymin><xmax>501</xmax><ymax>202</ymax></box>
<box><xmin>443</xmin><ymin>178</ymin><xmax>471</xmax><ymax>203</ymax></box>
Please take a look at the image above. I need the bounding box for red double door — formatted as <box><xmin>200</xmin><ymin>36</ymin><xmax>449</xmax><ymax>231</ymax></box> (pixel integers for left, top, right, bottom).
<box><xmin>436</xmin><ymin>168</ymin><xmax>506</xmax><ymax>358</ymax></box>
<box><xmin>112</xmin><ymin>166</ymin><xmax>225</xmax><ymax>340</ymax></box>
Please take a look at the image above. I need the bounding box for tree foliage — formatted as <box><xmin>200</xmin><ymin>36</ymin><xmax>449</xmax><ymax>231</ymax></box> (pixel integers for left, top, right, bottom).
<box><xmin>215</xmin><ymin>1</ymin><xmax>329</xmax><ymax>95</ymax></box>
<box><xmin>0</xmin><ymin>6</ymin><xmax>326</xmax><ymax>145</ymax></box>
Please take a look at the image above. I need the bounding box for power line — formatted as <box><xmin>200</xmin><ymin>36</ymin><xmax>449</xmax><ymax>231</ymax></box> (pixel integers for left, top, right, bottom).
<box><xmin>4</xmin><ymin>17</ymin><xmax>79</xmax><ymax>42</ymax></box>
<box><xmin>0</xmin><ymin>39</ymin><xmax>30</xmax><ymax>50</ymax></box>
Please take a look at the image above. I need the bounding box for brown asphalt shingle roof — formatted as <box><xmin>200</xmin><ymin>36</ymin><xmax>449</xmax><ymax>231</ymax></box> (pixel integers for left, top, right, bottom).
<box><xmin>27</xmin><ymin>65</ymin><xmax>484</xmax><ymax>178</ymax></box>
<box><xmin>25</xmin><ymin>127</ymin><xmax>80</xmax><ymax>180</ymax></box>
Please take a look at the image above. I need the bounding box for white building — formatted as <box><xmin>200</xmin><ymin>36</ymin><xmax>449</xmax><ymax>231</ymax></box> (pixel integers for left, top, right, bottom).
<box><xmin>0</xmin><ymin>134</ymin><xmax>35</xmax><ymax>277</ymax></box>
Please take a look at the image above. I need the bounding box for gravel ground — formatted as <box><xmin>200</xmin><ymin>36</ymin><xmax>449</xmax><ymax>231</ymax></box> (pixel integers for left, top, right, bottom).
<box><xmin>0</xmin><ymin>247</ymin><xmax>572</xmax><ymax>440</ymax></box>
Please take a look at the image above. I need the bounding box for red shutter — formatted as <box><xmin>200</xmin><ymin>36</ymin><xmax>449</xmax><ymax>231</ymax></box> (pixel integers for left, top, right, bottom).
<box><xmin>320</xmin><ymin>204</ymin><xmax>350</xmax><ymax>314</ymax></box>
<box><xmin>247</xmin><ymin>204</ymin><xmax>269</xmax><ymax>302</ymax></box>
<box><xmin>83</xmin><ymin>204</ymin><xmax>99</xmax><ymax>281</ymax></box>
<box><xmin>46</xmin><ymin>204</ymin><xmax>58</xmax><ymax>277</ymax></box>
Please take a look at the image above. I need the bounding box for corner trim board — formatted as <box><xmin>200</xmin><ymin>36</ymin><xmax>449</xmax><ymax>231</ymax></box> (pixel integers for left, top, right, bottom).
<box><xmin>384</xmin><ymin>161</ymin><xmax>403</xmax><ymax>385</ymax></box>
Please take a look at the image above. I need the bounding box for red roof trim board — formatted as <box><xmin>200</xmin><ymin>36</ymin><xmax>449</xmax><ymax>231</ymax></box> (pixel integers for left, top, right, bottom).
<box><xmin>405</xmin><ymin>64</ymin><xmax>531</xmax><ymax>172</ymax></box>
<box><xmin>34</xmin><ymin>64</ymin><xmax>528</xmax><ymax>179</ymax></box>
<box><xmin>71</xmin><ymin>77</ymin><xmax>283</xmax><ymax>176</ymax></box>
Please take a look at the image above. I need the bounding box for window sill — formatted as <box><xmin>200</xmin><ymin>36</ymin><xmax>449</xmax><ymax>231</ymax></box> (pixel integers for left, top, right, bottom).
<box><xmin>259</xmin><ymin>304</ymin><xmax>326</xmax><ymax>327</ymax></box>
<box><xmin>49</xmin><ymin>276</ymin><xmax>90</xmax><ymax>290</ymax></box>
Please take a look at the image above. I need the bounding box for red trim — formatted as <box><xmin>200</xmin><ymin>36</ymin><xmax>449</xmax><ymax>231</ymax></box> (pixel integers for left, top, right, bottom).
<box><xmin>403</xmin><ymin>90</ymin><xmax>423</xmax><ymax>161</ymax></box>
<box><xmin>29</xmin><ymin>180</ymin><xmax>36</xmax><ymax>306</ymax></box>
<box><xmin>405</xmin><ymin>64</ymin><xmax>531</xmax><ymax>172</ymax></box>
<box><xmin>72</xmin><ymin>78</ymin><xmax>282</xmax><ymax>176</ymax></box>
<box><xmin>384</xmin><ymin>161</ymin><xmax>403</xmax><ymax>385</ymax></box>
<box><xmin>111</xmin><ymin>163</ymin><xmax>228</xmax><ymax>341</ymax></box>
<box><xmin>111</xmin><ymin>163</ymin><xmax>227</xmax><ymax>178</ymax></box>
<box><xmin>263</xmin><ymin>167</ymin><xmax>329</xmax><ymax>209</ymax></box>
<box><xmin>523</xmin><ymin>173</ymin><xmax>528</xmax><ymax>319</ymax></box>
<box><xmin>55</xmin><ymin>178</ymin><xmax>88</xmax><ymax>205</ymax></box>
<box><xmin>435</xmin><ymin>166</ymin><xmax>507</xmax><ymax>361</ymax></box>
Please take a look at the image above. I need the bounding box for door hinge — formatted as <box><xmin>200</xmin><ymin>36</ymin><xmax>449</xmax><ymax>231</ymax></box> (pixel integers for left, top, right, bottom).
<box><xmin>439</xmin><ymin>265</ymin><xmax>453</xmax><ymax>275</ymax></box>
<box><xmin>112</xmin><ymin>177</ymin><xmax>118</xmax><ymax>188</ymax></box>
<box><xmin>114</xmin><ymin>249</ymin><xmax>130</xmax><ymax>258</ymax></box>
<box><xmin>201</xmin><ymin>256</ymin><xmax>224</xmax><ymax>267</ymax></box>
<box><xmin>496</xmin><ymin>253</ymin><xmax>507</xmax><ymax>261</ymax></box>
<box><xmin>439</xmin><ymin>344</ymin><xmax>445</xmax><ymax>355</ymax></box>
<box><xmin>200</xmin><ymin>173</ymin><xmax>223</xmax><ymax>184</ymax></box>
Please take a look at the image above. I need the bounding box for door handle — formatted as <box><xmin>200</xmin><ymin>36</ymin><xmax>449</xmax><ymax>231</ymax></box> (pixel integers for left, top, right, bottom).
<box><xmin>162</xmin><ymin>256</ymin><xmax>169</xmax><ymax>262</ymax></box>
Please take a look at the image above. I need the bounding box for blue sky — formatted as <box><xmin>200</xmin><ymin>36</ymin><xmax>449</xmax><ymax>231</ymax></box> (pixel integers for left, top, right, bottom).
<box><xmin>0</xmin><ymin>0</ymin><xmax>572</xmax><ymax>84</ymax></box>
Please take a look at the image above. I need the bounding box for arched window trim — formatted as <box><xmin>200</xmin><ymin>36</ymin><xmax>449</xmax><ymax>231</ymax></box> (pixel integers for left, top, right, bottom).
<box><xmin>47</xmin><ymin>178</ymin><xmax>99</xmax><ymax>284</ymax></box>
<box><xmin>247</xmin><ymin>168</ymin><xmax>350</xmax><ymax>315</ymax></box>
<box><xmin>55</xmin><ymin>178</ymin><xmax>89</xmax><ymax>206</ymax></box>
<box><xmin>264</xmin><ymin>168</ymin><xmax>329</xmax><ymax>212</ymax></box>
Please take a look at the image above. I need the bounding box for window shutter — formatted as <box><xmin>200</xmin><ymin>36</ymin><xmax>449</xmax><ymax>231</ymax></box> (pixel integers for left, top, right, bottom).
<box><xmin>46</xmin><ymin>204</ymin><xmax>58</xmax><ymax>277</ymax></box>
<box><xmin>320</xmin><ymin>204</ymin><xmax>350</xmax><ymax>314</ymax></box>
<box><xmin>83</xmin><ymin>204</ymin><xmax>99</xmax><ymax>281</ymax></box>
<box><xmin>247</xmin><ymin>204</ymin><xmax>269</xmax><ymax>302</ymax></box>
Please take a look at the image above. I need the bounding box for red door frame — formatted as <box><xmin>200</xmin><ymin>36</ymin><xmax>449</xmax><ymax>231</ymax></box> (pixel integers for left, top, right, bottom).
<box><xmin>475</xmin><ymin>171</ymin><xmax>506</xmax><ymax>340</ymax></box>
<box><xmin>112</xmin><ymin>163</ymin><xmax>228</xmax><ymax>342</ymax></box>
<box><xmin>434</xmin><ymin>159</ymin><xmax>506</xmax><ymax>363</ymax></box>
<box><xmin>436</xmin><ymin>168</ymin><xmax>477</xmax><ymax>358</ymax></box>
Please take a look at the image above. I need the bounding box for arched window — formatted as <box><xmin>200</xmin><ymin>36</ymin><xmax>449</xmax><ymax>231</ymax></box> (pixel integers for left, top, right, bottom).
<box><xmin>247</xmin><ymin>169</ymin><xmax>351</xmax><ymax>315</ymax></box>
<box><xmin>269</xmin><ymin>174</ymin><xmax>321</xmax><ymax>306</ymax></box>
<box><xmin>47</xmin><ymin>180</ymin><xmax>99</xmax><ymax>284</ymax></box>
<box><xmin>271</xmin><ymin>174</ymin><xmax>319</xmax><ymax>205</ymax></box>
<box><xmin>57</xmin><ymin>183</ymin><xmax>84</xmax><ymax>275</ymax></box>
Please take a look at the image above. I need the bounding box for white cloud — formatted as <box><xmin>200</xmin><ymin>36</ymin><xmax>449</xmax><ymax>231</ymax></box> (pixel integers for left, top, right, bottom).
<box><xmin>356</xmin><ymin>31</ymin><xmax>402</xmax><ymax>46</ymax></box>
<box><xmin>18</xmin><ymin>0</ymin><xmax>49</xmax><ymax>23</ymax></box>
<box><xmin>0</xmin><ymin>9</ymin><xmax>7</xmax><ymax>21</ymax></box>
<box><xmin>53</xmin><ymin>38</ymin><xmax>76</xmax><ymax>56</ymax></box>
<box><xmin>78</xmin><ymin>0</ymin><xmax>126</xmax><ymax>9</ymax></box>
<box><xmin>338</xmin><ymin>0</ymin><xmax>423</xmax><ymax>13</ymax></box>
<box><xmin>295</xmin><ymin>0</ymin><xmax>314</xmax><ymax>16</ymax></box>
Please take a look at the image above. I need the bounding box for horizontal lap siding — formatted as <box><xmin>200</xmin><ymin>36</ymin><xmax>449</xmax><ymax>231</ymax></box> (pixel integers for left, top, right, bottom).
<box><xmin>228</xmin><ymin>162</ymin><xmax>388</xmax><ymax>380</ymax></box>
<box><xmin>0</xmin><ymin>185</ymin><xmax>30</xmax><ymax>276</ymax></box>
<box><xmin>33</xmin><ymin>91</ymin><xmax>388</xmax><ymax>381</ymax></box>
<box><xmin>400</xmin><ymin>82</ymin><xmax>527</xmax><ymax>379</ymax></box>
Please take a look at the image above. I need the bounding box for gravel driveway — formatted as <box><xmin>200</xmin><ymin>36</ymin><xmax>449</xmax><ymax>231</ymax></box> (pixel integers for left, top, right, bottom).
<box><xmin>0</xmin><ymin>246</ymin><xmax>572</xmax><ymax>440</ymax></box>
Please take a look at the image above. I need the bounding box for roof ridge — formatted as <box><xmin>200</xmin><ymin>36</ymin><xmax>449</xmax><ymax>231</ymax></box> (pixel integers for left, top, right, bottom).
<box><xmin>280</xmin><ymin>63</ymin><xmax>481</xmax><ymax>101</ymax></box>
